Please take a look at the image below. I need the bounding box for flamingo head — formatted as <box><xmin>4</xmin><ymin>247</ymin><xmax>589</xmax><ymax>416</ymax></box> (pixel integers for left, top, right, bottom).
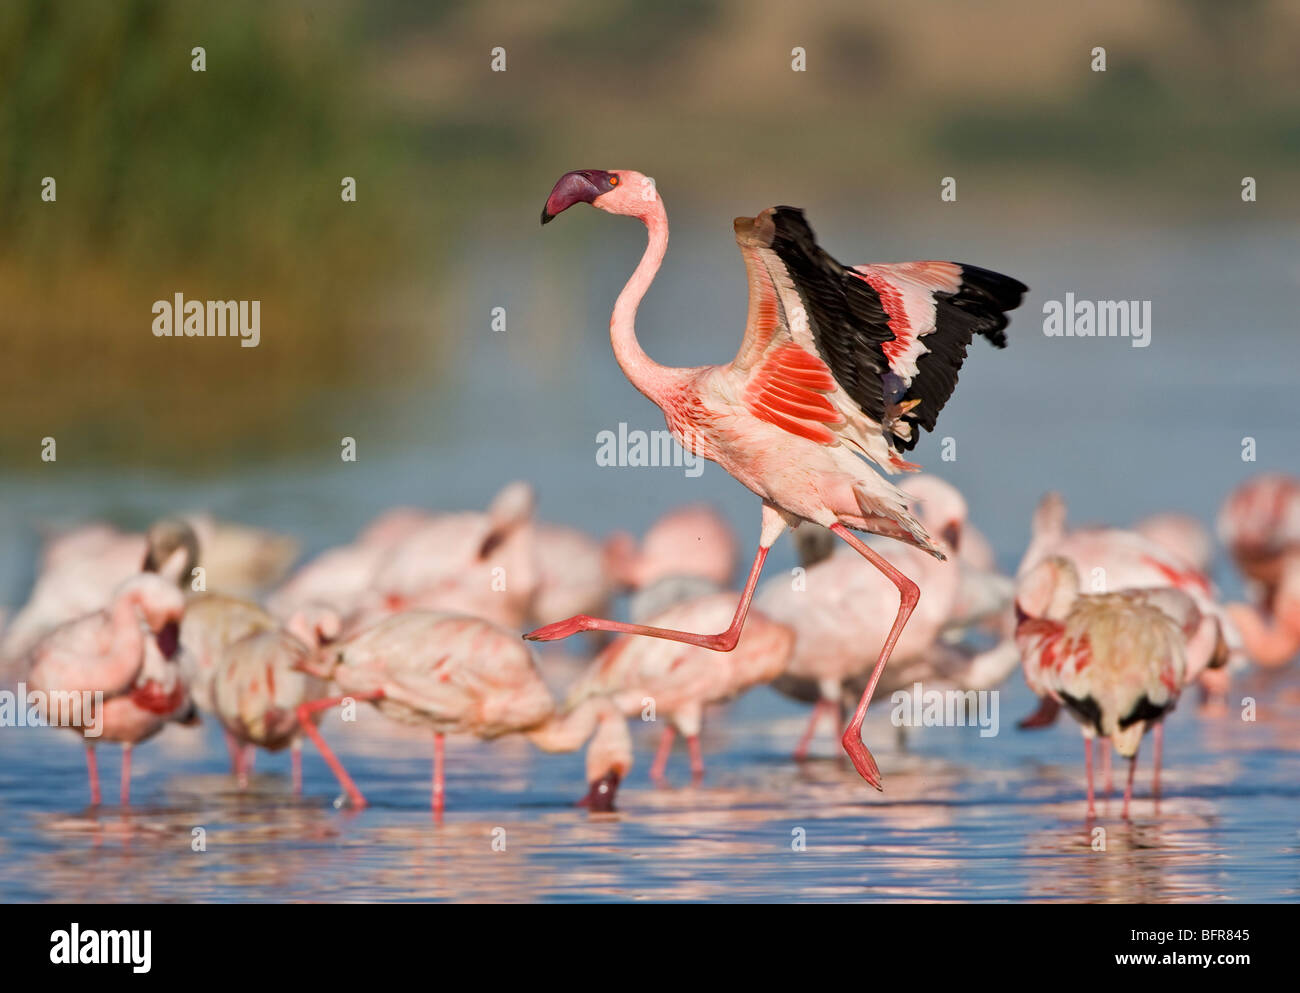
<box><xmin>903</xmin><ymin>475</ymin><xmax>968</xmax><ymax>554</ymax></box>
<box><xmin>119</xmin><ymin>574</ymin><xmax>186</xmax><ymax>660</ymax></box>
<box><xmin>541</xmin><ymin>169</ymin><xmax>652</xmax><ymax>224</ymax></box>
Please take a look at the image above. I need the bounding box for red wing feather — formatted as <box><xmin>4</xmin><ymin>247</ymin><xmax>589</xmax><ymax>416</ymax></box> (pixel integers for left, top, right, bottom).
<box><xmin>743</xmin><ymin>343</ymin><xmax>842</xmax><ymax>445</ymax></box>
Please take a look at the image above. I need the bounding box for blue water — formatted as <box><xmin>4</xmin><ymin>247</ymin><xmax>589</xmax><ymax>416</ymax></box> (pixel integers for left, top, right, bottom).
<box><xmin>1</xmin><ymin>217</ymin><xmax>1298</xmax><ymax>902</ymax></box>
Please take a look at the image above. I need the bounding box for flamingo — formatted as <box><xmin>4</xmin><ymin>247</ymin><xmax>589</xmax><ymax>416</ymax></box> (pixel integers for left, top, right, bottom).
<box><xmin>1015</xmin><ymin>556</ymin><xmax>1222</xmax><ymax>818</ymax></box>
<box><xmin>180</xmin><ymin>593</ymin><xmax>339</xmax><ymax>784</ymax></box>
<box><xmin>1015</xmin><ymin>492</ymin><xmax>1238</xmax><ymax>729</ymax></box>
<box><xmin>564</xmin><ymin>592</ymin><xmax>795</xmax><ymax>781</ymax></box>
<box><xmin>1135</xmin><ymin>512</ymin><xmax>1214</xmax><ymax>575</ymax></box>
<box><xmin>271</xmin><ymin>482</ymin><xmax>539</xmax><ymax>632</ymax></box>
<box><xmin>210</xmin><ymin>628</ymin><xmax>330</xmax><ymax>791</ymax></box>
<box><xmin>1216</xmin><ymin>474</ymin><xmax>1300</xmax><ymax>665</ymax></box>
<box><xmin>22</xmin><ymin>573</ymin><xmax>194</xmax><ymax>806</ymax></box>
<box><xmin>294</xmin><ymin>611</ymin><xmax>632</xmax><ymax>815</ymax></box>
<box><xmin>3</xmin><ymin>518</ymin><xmax>198</xmax><ymax>662</ymax></box>
<box><xmin>1216</xmin><ymin>473</ymin><xmax>1300</xmax><ymax>595</ymax></box>
<box><xmin>526</xmin><ymin>169</ymin><xmax>1027</xmax><ymax>789</ymax></box>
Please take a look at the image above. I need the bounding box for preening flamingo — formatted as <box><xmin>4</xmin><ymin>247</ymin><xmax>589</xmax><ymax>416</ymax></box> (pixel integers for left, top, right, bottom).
<box><xmin>1015</xmin><ymin>492</ymin><xmax>1238</xmax><ymax>727</ymax></box>
<box><xmin>1015</xmin><ymin>556</ymin><xmax>1223</xmax><ymax>818</ymax></box>
<box><xmin>181</xmin><ymin>593</ymin><xmax>338</xmax><ymax>786</ymax></box>
<box><xmin>210</xmin><ymin>628</ymin><xmax>330</xmax><ymax>790</ymax></box>
<box><xmin>527</xmin><ymin>169</ymin><xmax>1027</xmax><ymax>789</ymax></box>
<box><xmin>22</xmin><ymin>573</ymin><xmax>195</xmax><ymax>806</ymax></box>
<box><xmin>294</xmin><ymin>611</ymin><xmax>632</xmax><ymax>814</ymax></box>
<box><xmin>565</xmin><ymin>592</ymin><xmax>794</xmax><ymax>781</ymax></box>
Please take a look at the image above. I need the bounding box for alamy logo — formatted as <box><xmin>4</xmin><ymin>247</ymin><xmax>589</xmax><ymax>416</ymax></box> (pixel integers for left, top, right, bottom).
<box><xmin>152</xmin><ymin>293</ymin><xmax>260</xmax><ymax>347</ymax></box>
<box><xmin>0</xmin><ymin>684</ymin><xmax>103</xmax><ymax>737</ymax></box>
<box><xmin>1042</xmin><ymin>293</ymin><xmax>1151</xmax><ymax>348</ymax></box>
<box><xmin>596</xmin><ymin>422</ymin><xmax>704</xmax><ymax>477</ymax></box>
<box><xmin>50</xmin><ymin>923</ymin><xmax>151</xmax><ymax>973</ymax></box>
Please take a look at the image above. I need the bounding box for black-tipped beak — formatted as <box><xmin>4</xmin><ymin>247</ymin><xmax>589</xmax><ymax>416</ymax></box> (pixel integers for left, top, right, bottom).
<box><xmin>578</xmin><ymin>770</ymin><xmax>621</xmax><ymax>811</ymax></box>
<box><xmin>541</xmin><ymin>169</ymin><xmax>613</xmax><ymax>225</ymax></box>
<box><xmin>941</xmin><ymin>522</ymin><xmax>962</xmax><ymax>554</ymax></box>
<box><xmin>156</xmin><ymin>620</ymin><xmax>180</xmax><ymax>660</ymax></box>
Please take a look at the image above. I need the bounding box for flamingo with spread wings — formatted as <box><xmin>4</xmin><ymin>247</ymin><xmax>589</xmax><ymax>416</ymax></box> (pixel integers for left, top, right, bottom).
<box><xmin>527</xmin><ymin>169</ymin><xmax>1027</xmax><ymax>788</ymax></box>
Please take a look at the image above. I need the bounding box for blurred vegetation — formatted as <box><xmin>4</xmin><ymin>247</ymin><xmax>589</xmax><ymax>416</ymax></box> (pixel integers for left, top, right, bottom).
<box><xmin>3</xmin><ymin>0</ymin><xmax>1297</xmax><ymax>468</ymax></box>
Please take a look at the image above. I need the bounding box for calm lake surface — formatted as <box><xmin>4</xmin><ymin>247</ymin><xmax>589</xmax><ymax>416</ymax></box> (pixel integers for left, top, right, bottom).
<box><xmin>1</xmin><ymin>216</ymin><xmax>1297</xmax><ymax>902</ymax></box>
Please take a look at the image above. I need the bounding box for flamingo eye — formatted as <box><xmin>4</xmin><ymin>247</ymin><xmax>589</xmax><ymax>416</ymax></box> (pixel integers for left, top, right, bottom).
<box><xmin>608</xmin><ymin>174</ymin><xmax>619</xmax><ymax>187</ymax></box>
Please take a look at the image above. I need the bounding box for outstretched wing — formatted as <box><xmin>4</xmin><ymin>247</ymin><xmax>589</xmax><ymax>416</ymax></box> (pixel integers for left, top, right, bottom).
<box><xmin>730</xmin><ymin>207</ymin><xmax>1026</xmax><ymax>459</ymax></box>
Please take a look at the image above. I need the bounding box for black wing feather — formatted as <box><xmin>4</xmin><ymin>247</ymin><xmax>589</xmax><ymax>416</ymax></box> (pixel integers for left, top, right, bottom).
<box><xmin>761</xmin><ymin>206</ymin><xmax>1027</xmax><ymax>453</ymax></box>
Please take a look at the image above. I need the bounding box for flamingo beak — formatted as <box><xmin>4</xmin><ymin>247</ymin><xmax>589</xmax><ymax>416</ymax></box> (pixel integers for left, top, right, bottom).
<box><xmin>578</xmin><ymin>770</ymin><xmax>621</xmax><ymax>811</ymax></box>
<box><xmin>541</xmin><ymin>170</ymin><xmax>611</xmax><ymax>224</ymax></box>
<box><xmin>156</xmin><ymin>619</ymin><xmax>180</xmax><ymax>660</ymax></box>
<box><xmin>941</xmin><ymin>521</ymin><xmax>962</xmax><ymax>553</ymax></box>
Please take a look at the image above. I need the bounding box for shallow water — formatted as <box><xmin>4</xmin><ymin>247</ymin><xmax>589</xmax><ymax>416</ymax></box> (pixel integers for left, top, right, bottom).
<box><xmin>2</xmin><ymin>218</ymin><xmax>1298</xmax><ymax>902</ymax></box>
<box><xmin>1</xmin><ymin>665</ymin><xmax>1296</xmax><ymax>903</ymax></box>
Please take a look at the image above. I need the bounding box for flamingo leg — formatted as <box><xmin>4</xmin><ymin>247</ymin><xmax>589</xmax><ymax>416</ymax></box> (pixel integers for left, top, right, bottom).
<box><xmin>793</xmin><ymin>700</ymin><xmax>829</xmax><ymax>761</ymax></box>
<box><xmin>650</xmin><ymin>725</ymin><xmax>675</xmax><ymax>781</ymax></box>
<box><xmin>1085</xmin><ymin>737</ymin><xmax>1095</xmax><ymax>818</ymax></box>
<box><xmin>86</xmin><ymin>746</ymin><xmax>101</xmax><ymax>807</ymax></box>
<box><xmin>432</xmin><ymin>732</ymin><xmax>445</xmax><ymax>818</ymax></box>
<box><xmin>120</xmin><ymin>744</ymin><xmax>132</xmax><ymax>806</ymax></box>
<box><xmin>1122</xmin><ymin>745</ymin><xmax>1139</xmax><ymax>820</ymax></box>
<box><xmin>291</xmin><ymin>740</ymin><xmax>303</xmax><ymax>795</ymax></box>
<box><xmin>295</xmin><ymin>693</ymin><xmax>382</xmax><ymax>809</ymax></box>
<box><xmin>1018</xmin><ymin>696</ymin><xmax>1061</xmax><ymax>729</ymax></box>
<box><xmin>829</xmin><ymin>523</ymin><xmax>920</xmax><ymax>790</ymax></box>
<box><xmin>223</xmin><ymin>729</ymin><xmax>241</xmax><ymax>774</ymax></box>
<box><xmin>687</xmin><ymin>735</ymin><xmax>704</xmax><ymax>782</ymax></box>
<box><xmin>525</xmin><ymin>507</ymin><xmax>787</xmax><ymax>649</ymax></box>
<box><xmin>1152</xmin><ymin>723</ymin><xmax>1163</xmax><ymax>798</ymax></box>
<box><xmin>1102</xmin><ymin>741</ymin><xmax>1113</xmax><ymax>798</ymax></box>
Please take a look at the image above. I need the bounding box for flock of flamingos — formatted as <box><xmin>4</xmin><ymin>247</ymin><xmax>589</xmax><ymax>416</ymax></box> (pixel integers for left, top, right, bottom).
<box><xmin>4</xmin><ymin>168</ymin><xmax>1298</xmax><ymax>822</ymax></box>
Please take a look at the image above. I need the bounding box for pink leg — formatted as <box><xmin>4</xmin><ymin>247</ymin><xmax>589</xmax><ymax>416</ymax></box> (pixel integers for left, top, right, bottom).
<box><xmin>295</xmin><ymin>693</ymin><xmax>381</xmax><ymax>809</ymax></box>
<box><xmin>687</xmin><ymin>735</ymin><xmax>704</xmax><ymax>782</ymax></box>
<box><xmin>235</xmin><ymin>744</ymin><xmax>253</xmax><ymax>790</ymax></box>
<box><xmin>224</xmin><ymin>729</ymin><xmax>241</xmax><ymax>774</ymax></box>
<box><xmin>1122</xmin><ymin>746</ymin><xmax>1139</xmax><ymax>820</ymax></box>
<box><xmin>1152</xmin><ymin>723</ymin><xmax>1163</xmax><ymax>798</ymax></box>
<box><xmin>1085</xmin><ymin>737</ymin><xmax>1095</xmax><ymax>818</ymax></box>
<box><xmin>86</xmin><ymin>747</ymin><xmax>101</xmax><ymax>807</ymax></box>
<box><xmin>1102</xmin><ymin>740</ymin><xmax>1113</xmax><ymax>798</ymax></box>
<box><xmin>830</xmin><ymin>523</ymin><xmax>920</xmax><ymax>790</ymax></box>
<box><xmin>432</xmin><ymin>732</ymin><xmax>445</xmax><ymax>817</ymax></box>
<box><xmin>120</xmin><ymin>744</ymin><xmax>132</xmax><ymax>806</ymax></box>
<box><xmin>793</xmin><ymin>700</ymin><xmax>830</xmax><ymax>761</ymax></box>
<box><xmin>650</xmin><ymin>725</ymin><xmax>675</xmax><ymax>781</ymax></box>
<box><xmin>526</xmin><ymin>542</ymin><xmax>774</xmax><ymax>651</ymax></box>
<box><xmin>291</xmin><ymin>742</ymin><xmax>303</xmax><ymax>795</ymax></box>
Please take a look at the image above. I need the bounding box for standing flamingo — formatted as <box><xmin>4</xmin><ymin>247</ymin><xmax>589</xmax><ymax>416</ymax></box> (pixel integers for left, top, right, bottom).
<box><xmin>1015</xmin><ymin>556</ymin><xmax>1219</xmax><ymax>818</ymax></box>
<box><xmin>1016</xmin><ymin>492</ymin><xmax>1238</xmax><ymax>727</ymax></box>
<box><xmin>210</xmin><ymin>628</ymin><xmax>330</xmax><ymax>791</ymax></box>
<box><xmin>565</xmin><ymin>592</ymin><xmax>794</xmax><ymax>781</ymax></box>
<box><xmin>527</xmin><ymin>169</ymin><xmax>1026</xmax><ymax>788</ymax></box>
<box><xmin>294</xmin><ymin>611</ymin><xmax>632</xmax><ymax>814</ymax></box>
<box><xmin>22</xmin><ymin>574</ymin><xmax>194</xmax><ymax>806</ymax></box>
<box><xmin>3</xmin><ymin>518</ymin><xmax>197</xmax><ymax>662</ymax></box>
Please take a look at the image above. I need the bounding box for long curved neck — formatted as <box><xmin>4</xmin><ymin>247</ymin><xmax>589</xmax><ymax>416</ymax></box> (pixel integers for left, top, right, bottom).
<box><xmin>610</xmin><ymin>200</ymin><xmax>675</xmax><ymax>405</ymax></box>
